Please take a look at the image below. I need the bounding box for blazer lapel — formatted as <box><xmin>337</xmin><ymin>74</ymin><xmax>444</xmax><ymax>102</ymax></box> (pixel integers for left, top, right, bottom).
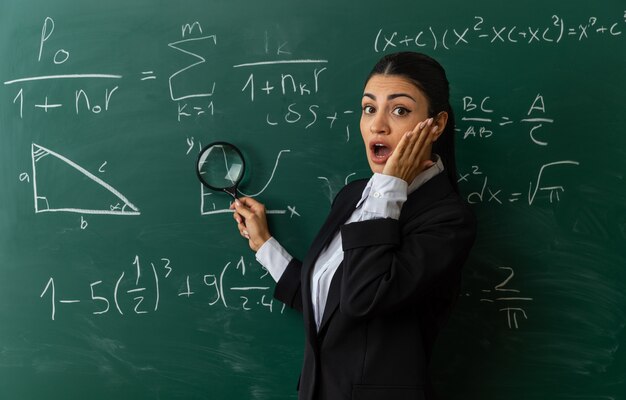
<box><xmin>301</xmin><ymin>181</ymin><xmax>367</xmax><ymax>340</ymax></box>
<box><xmin>317</xmin><ymin>262</ymin><xmax>343</xmax><ymax>336</ymax></box>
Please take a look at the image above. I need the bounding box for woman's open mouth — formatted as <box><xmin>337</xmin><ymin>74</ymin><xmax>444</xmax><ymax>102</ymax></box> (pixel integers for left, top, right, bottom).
<box><xmin>370</xmin><ymin>142</ymin><xmax>392</xmax><ymax>164</ymax></box>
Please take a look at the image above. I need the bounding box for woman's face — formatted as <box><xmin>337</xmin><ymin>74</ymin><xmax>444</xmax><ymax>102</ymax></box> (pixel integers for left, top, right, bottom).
<box><xmin>360</xmin><ymin>74</ymin><xmax>435</xmax><ymax>174</ymax></box>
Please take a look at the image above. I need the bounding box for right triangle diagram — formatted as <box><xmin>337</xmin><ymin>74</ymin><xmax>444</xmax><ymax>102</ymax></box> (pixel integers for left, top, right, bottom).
<box><xmin>31</xmin><ymin>143</ymin><xmax>140</xmax><ymax>215</ymax></box>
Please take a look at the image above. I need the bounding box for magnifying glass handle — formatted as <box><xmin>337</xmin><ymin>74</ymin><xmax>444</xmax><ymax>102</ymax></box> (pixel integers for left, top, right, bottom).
<box><xmin>224</xmin><ymin>186</ymin><xmax>238</xmax><ymax>200</ymax></box>
<box><xmin>226</xmin><ymin>187</ymin><xmax>247</xmax><ymax>228</ymax></box>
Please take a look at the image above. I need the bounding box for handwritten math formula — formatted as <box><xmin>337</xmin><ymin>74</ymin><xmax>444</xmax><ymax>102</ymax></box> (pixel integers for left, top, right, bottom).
<box><xmin>5</xmin><ymin>18</ymin><xmax>121</xmax><ymax>118</ymax></box>
<box><xmin>374</xmin><ymin>13</ymin><xmax>625</xmax><ymax>52</ymax></box>
<box><xmin>3</xmin><ymin>18</ymin><xmax>356</xmax><ymax>139</ymax></box>
<box><xmin>458</xmin><ymin>93</ymin><xmax>554</xmax><ymax>145</ymax></box>
<box><xmin>39</xmin><ymin>255</ymin><xmax>284</xmax><ymax>321</ymax></box>
<box><xmin>479</xmin><ymin>266</ymin><xmax>534</xmax><ymax>329</ymax></box>
<box><xmin>457</xmin><ymin>93</ymin><xmax>580</xmax><ymax>206</ymax></box>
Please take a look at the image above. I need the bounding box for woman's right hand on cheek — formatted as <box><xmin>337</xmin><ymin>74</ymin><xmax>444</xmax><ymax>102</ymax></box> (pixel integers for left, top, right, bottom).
<box><xmin>229</xmin><ymin>197</ymin><xmax>272</xmax><ymax>252</ymax></box>
<box><xmin>382</xmin><ymin>117</ymin><xmax>438</xmax><ymax>183</ymax></box>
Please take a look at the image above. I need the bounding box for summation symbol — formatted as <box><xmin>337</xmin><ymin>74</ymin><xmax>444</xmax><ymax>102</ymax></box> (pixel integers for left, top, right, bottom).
<box><xmin>168</xmin><ymin>34</ymin><xmax>217</xmax><ymax>101</ymax></box>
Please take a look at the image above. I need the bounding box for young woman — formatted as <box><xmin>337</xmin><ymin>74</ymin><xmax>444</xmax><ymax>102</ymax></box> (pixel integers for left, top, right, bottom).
<box><xmin>231</xmin><ymin>52</ymin><xmax>477</xmax><ymax>400</ymax></box>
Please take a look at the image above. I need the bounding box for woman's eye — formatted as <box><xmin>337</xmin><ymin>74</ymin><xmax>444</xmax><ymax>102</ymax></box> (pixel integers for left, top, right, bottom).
<box><xmin>392</xmin><ymin>107</ymin><xmax>411</xmax><ymax>116</ymax></box>
<box><xmin>363</xmin><ymin>105</ymin><xmax>375</xmax><ymax>114</ymax></box>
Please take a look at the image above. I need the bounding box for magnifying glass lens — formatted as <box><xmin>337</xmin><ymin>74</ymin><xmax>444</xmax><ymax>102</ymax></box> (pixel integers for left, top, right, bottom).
<box><xmin>196</xmin><ymin>142</ymin><xmax>245</xmax><ymax>198</ymax></box>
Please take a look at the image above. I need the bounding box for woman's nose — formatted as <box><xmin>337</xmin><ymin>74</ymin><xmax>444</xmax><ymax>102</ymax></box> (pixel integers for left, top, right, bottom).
<box><xmin>369</xmin><ymin>113</ymin><xmax>389</xmax><ymax>135</ymax></box>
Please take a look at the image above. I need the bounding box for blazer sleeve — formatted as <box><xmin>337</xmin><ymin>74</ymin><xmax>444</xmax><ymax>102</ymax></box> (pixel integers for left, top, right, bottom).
<box><xmin>273</xmin><ymin>257</ymin><xmax>304</xmax><ymax>313</ymax></box>
<box><xmin>339</xmin><ymin>198</ymin><xmax>477</xmax><ymax>319</ymax></box>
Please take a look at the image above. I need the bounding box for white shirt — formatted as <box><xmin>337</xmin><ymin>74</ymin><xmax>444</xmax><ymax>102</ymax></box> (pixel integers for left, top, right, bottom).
<box><xmin>256</xmin><ymin>155</ymin><xmax>445</xmax><ymax>329</ymax></box>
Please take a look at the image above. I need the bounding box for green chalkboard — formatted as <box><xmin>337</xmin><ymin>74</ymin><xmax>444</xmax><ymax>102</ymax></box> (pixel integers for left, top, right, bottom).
<box><xmin>1</xmin><ymin>0</ymin><xmax>625</xmax><ymax>399</ymax></box>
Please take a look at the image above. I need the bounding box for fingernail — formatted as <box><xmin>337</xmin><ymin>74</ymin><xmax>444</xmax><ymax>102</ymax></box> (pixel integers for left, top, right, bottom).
<box><xmin>419</xmin><ymin>121</ymin><xmax>426</xmax><ymax>130</ymax></box>
<box><xmin>427</xmin><ymin>118</ymin><xmax>433</xmax><ymax>126</ymax></box>
<box><xmin>431</xmin><ymin>124</ymin><xmax>438</xmax><ymax>133</ymax></box>
<box><xmin>235</xmin><ymin>200</ymin><xmax>241</xmax><ymax>206</ymax></box>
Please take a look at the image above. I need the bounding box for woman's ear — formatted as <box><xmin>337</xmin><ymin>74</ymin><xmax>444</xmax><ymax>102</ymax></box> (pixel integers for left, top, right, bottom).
<box><xmin>432</xmin><ymin>111</ymin><xmax>448</xmax><ymax>141</ymax></box>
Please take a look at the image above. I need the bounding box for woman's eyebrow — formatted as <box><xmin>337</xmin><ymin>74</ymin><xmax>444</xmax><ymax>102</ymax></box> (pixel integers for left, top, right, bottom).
<box><xmin>388</xmin><ymin>93</ymin><xmax>416</xmax><ymax>102</ymax></box>
<box><xmin>362</xmin><ymin>93</ymin><xmax>416</xmax><ymax>102</ymax></box>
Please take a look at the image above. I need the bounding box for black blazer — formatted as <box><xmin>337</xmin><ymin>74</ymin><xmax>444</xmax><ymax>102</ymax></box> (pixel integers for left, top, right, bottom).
<box><xmin>274</xmin><ymin>172</ymin><xmax>477</xmax><ymax>400</ymax></box>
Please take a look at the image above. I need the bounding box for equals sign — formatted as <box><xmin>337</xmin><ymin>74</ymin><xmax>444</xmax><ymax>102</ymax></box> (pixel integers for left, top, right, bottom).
<box><xmin>509</xmin><ymin>193</ymin><xmax>522</xmax><ymax>202</ymax></box>
<box><xmin>499</xmin><ymin>116</ymin><xmax>514</xmax><ymax>126</ymax></box>
<box><xmin>141</xmin><ymin>71</ymin><xmax>157</xmax><ymax>81</ymax></box>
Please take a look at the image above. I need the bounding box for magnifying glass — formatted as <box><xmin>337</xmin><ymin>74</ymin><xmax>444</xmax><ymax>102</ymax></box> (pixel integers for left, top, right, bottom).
<box><xmin>196</xmin><ymin>141</ymin><xmax>246</xmax><ymax>200</ymax></box>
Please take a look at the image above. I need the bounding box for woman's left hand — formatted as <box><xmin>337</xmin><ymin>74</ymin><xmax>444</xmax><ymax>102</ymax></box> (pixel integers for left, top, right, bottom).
<box><xmin>382</xmin><ymin>117</ymin><xmax>439</xmax><ymax>183</ymax></box>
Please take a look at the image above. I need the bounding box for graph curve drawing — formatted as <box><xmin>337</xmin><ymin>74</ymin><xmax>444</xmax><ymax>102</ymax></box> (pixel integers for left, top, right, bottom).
<box><xmin>31</xmin><ymin>143</ymin><xmax>140</xmax><ymax>215</ymax></box>
<box><xmin>200</xmin><ymin>149</ymin><xmax>291</xmax><ymax>216</ymax></box>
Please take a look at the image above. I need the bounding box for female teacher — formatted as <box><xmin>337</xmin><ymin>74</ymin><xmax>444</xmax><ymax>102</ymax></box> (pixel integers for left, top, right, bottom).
<box><xmin>231</xmin><ymin>51</ymin><xmax>477</xmax><ymax>400</ymax></box>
